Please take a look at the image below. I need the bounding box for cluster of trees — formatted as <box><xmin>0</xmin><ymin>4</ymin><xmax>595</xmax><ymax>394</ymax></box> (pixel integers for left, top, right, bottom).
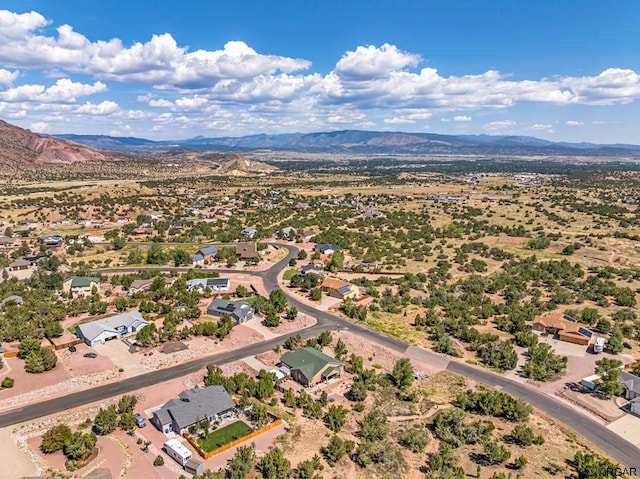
<box><xmin>523</xmin><ymin>343</ymin><xmax>568</xmax><ymax>381</ymax></box>
<box><xmin>40</xmin><ymin>424</ymin><xmax>97</xmax><ymax>469</ymax></box>
<box><xmin>456</xmin><ymin>389</ymin><xmax>532</xmax><ymax>422</ymax></box>
<box><xmin>18</xmin><ymin>338</ymin><xmax>57</xmax><ymax>373</ymax></box>
<box><xmin>94</xmin><ymin>395</ymin><xmax>139</xmax><ymax>435</ymax></box>
<box><xmin>204</xmin><ymin>365</ymin><xmax>276</xmax><ymax>403</ymax></box>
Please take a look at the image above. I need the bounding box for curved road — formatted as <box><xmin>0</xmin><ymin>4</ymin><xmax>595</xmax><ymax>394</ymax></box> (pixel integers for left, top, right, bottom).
<box><xmin>1</xmin><ymin>243</ymin><xmax>638</xmax><ymax>467</ymax></box>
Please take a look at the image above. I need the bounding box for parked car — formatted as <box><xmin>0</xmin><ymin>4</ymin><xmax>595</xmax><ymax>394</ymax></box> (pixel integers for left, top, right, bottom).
<box><xmin>68</xmin><ymin>345</ymin><xmax>77</xmax><ymax>353</ymax></box>
<box><xmin>134</xmin><ymin>413</ymin><xmax>146</xmax><ymax>428</ymax></box>
<box><xmin>83</xmin><ymin>352</ymin><xmax>97</xmax><ymax>358</ymax></box>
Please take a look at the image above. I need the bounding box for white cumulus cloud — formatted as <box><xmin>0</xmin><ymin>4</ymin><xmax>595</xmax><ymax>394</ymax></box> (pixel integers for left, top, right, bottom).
<box><xmin>453</xmin><ymin>115</ymin><xmax>472</xmax><ymax>122</ymax></box>
<box><xmin>75</xmin><ymin>100</ymin><xmax>119</xmax><ymax>115</ymax></box>
<box><xmin>565</xmin><ymin>120</ymin><xmax>584</xmax><ymax>126</ymax></box>
<box><xmin>335</xmin><ymin>43</ymin><xmax>421</xmax><ymax>80</ymax></box>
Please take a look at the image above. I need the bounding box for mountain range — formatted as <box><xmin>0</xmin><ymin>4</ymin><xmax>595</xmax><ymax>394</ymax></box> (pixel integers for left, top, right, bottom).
<box><xmin>57</xmin><ymin>129</ymin><xmax>640</xmax><ymax>157</ymax></box>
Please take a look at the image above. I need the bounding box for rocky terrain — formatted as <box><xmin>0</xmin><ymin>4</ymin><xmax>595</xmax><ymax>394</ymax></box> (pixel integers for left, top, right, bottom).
<box><xmin>0</xmin><ymin>120</ymin><xmax>112</xmax><ymax>167</ymax></box>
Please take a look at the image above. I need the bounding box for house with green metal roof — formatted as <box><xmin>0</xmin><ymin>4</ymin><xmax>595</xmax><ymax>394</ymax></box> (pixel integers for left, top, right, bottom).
<box><xmin>62</xmin><ymin>276</ymin><xmax>101</xmax><ymax>298</ymax></box>
<box><xmin>280</xmin><ymin>346</ymin><xmax>344</xmax><ymax>387</ymax></box>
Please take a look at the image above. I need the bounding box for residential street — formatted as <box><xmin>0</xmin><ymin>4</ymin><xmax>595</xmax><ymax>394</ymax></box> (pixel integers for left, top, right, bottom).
<box><xmin>1</xmin><ymin>243</ymin><xmax>638</xmax><ymax>468</ymax></box>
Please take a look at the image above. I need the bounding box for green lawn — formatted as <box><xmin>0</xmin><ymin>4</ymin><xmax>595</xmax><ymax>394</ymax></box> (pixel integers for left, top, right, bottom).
<box><xmin>283</xmin><ymin>269</ymin><xmax>300</xmax><ymax>280</ymax></box>
<box><xmin>196</xmin><ymin>421</ymin><xmax>253</xmax><ymax>452</ymax></box>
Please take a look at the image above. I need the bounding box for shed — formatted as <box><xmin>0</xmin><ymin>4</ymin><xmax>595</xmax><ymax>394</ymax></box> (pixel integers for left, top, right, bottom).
<box><xmin>185</xmin><ymin>459</ymin><xmax>205</xmax><ymax>475</ymax></box>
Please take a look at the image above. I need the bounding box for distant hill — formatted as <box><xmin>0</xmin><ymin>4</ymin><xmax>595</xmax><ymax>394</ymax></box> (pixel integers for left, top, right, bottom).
<box><xmin>56</xmin><ymin>129</ymin><xmax>640</xmax><ymax>157</ymax></box>
<box><xmin>213</xmin><ymin>153</ymin><xmax>278</xmax><ymax>175</ymax></box>
<box><xmin>0</xmin><ymin>120</ymin><xmax>112</xmax><ymax>166</ymax></box>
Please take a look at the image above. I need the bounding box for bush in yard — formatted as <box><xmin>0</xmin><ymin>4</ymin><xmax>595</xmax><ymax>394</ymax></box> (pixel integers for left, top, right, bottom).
<box><xmin>1</xmin><ymin>377</ymin><xmax>14</xmax><ymax>388</ymax></box>
<box><xmin>94</xmin><ymin>405</ymin><xmax>118</xmax><ymax>435</ymax></box>
<box><xmin>153</xmin><ymin>455</ymin><xmax>165</xmax><ymax>466</ymax></box>
<box><xmin>41</xmin><ymin>424</ymin><xmax>72</xmax><ymax>453</ymax></box>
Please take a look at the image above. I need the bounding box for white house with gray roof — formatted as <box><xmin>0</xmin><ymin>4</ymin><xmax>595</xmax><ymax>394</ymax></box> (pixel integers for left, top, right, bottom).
<box><xmin>187</xmin><ymin>277</ymin><xmax>231</xmax><ymax>292</ymax></box>
<box><xmin>76</xmin><ymin>311</ymin><xmax>149</xmax><ymax>346</ymax></box>
<box><xmin>621</xmin><ymin>370</ymin><xmax>640</xmax><ymax>400</ymax></box>
<box><xmin>152</xmin><ymin>386</ymin><xmax>237</xmax><ymax>434</ymax></box>
<box><xmin>207</xmin><ymin>298</ymin><xmax>254</xmax><ymax>323</ymax></box>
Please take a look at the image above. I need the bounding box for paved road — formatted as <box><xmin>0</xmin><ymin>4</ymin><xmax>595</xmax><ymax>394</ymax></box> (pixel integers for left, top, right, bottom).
<box><xmin>2</xmin><ymin>243</ymin><xmax>639</xmax><ymax>467</ymax></box>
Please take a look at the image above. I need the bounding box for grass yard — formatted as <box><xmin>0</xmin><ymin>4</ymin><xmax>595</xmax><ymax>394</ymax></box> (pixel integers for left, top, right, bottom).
<box><xmin>196</xmin><ymin>421</ymin><xmax>253</xmax><ymax>452</ymax></box>
<box><xmin>283</xmin><ymin>269</ymin><xmax>300</xmax><ymax>280</ymax></box>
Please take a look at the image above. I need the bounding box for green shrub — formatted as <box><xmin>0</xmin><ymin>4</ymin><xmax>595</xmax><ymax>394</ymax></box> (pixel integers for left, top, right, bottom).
<box><xmin>1</xmin><ymin>377</ymin><xmax>14</xmax><ymax>388</ymax></box>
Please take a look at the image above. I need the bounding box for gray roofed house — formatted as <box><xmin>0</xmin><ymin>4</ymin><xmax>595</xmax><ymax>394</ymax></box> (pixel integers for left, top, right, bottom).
<box><xmin>207</xmin><ymin>298</ymin><xmax>254</xmax><ymax>323</ymax></box>
<box><xmin>241</xmin><ymin>227</ymin><xmax>257</xmax><ymax>238</ymax></box>
<box><xmin>314</xmin><ymin>243</ymin><xmax>341</xmax><ymax>255</ymax></box>
<box><xmin>192</xmin><ymin>245</ymin><xmax>218</xmax><ymax>265</ymax></box>
<box><xmin>76</xmin><ymin>311</ymin><xmax>149</xmax><ymax>346</ymax></box>
<box><xmin>8</xmin><ymin>258</ymin><xmax>31</xmax><ymax>271</ymax></box>
<box><xmin>152</xmin><ymin>386</ymin><xmax>237</xmax><ymax>434</ymax></box>
<box><xmin>0</xmin><ymin>295</ymin><xmax>23</xmax><ymax>308</ymax></box>
<box><xmin>129</xmin><ymin>277</ymin><xmax>174</xmax><ymax>294</ymax></box>
<box><xmin>621</xmin><ymin>370</ymin><xmax>640</xmax><ymax>400</ymax></box>
<box><xmin>279</xmin><ymin>226</ymin><xmax>297</xmax><ymax>238</ymax></box>
<box><xmin>187</xmin><ymin>277</ymin><xmax>231</xmax><ymax>292</ymax></box>
<box><xmin>0</xmin><ymin>236</ymin><xmax>16</xmax><ymax>246</ymax></box>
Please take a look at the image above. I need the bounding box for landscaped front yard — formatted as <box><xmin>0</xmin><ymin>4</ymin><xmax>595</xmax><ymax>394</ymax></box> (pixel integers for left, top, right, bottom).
<box><xmin>196</xmin><ymin>421</ymin><xmax>253</xmax><ymax>452</ymax></box>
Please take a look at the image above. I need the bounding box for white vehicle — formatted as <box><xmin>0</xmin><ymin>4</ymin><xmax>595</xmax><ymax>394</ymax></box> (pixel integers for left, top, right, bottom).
<box><xmin>594</xmin><ymin>337</ymin><xmax>606</xmax><ymax>354</ymax></box>
<box><xmin>163</xmin><ymin>439</ymin><xmax>192</xmax><ymax>466</ymax></box>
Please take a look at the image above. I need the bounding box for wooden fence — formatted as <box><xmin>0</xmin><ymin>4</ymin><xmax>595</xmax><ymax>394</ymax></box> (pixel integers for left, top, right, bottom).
<box><xmin>184</xmin><ymin>415</ymin><xmax>283</xmax><ymax>459</ymax></box>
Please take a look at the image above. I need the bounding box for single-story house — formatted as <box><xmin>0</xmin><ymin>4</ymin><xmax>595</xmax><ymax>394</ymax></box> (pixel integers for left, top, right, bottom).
<box><xmin>280</xmin><ymin>346</ymin><xmax>344</xmax><ymax>387</ymax></box>
<box><xmin>301</xmin><ymin>263</ymin><xmax>324</xmax><ymax>275</ymax></box>
<box><xmin>314</xmin><ymin>243</ymin><xmax>341</xmax><ymax>255</ymax></box>
<box><xmin>152</xmin><ymin>386</ymin><xmax>237</xmax><ymax>434</ymax></box>
<box><xmin>187</xmin><ymin>277</ymin><xmax>231</xmax><ymax>292</ymax></box>
<box><xmin>531</xmin><ymin>311</ymin><xmax>592</xmax><ymax>346</ymax></box>
<box><xmin>236</xmin><ymin>242</ymin><xmax>260</xmax><ymax>261</ymax></box>
<box><xmin>80</xmin><ymin>231</ymin><xmax>106</xmax><ymax>244</ymax></box>
<box><xmin>321</xmin><ymin>277</ymin><xmax>359</xmax><ymax>300</ymax></box>
<box><xmin>0</xmin><ymin>295</ymin><xmax>23</xmax><ymax>308</ymax></box>
<box><xmin>42</xmin><ymin>235</ymin><xmax>64</xmax><ymax>250</ymax></box>
<box><xmin>0</xmin><ymin>236</ymin><xmax>16</xmax><ymax>247</ymax></box>
<box><xmin>8</xmin><ymin>259</ymin><xmax>31</xmax><ymax>271</ymax></box>
<box><xmin>76</xmin><ymin>311</ymin><xmax>149</xmax><ymax>346</ymax></box>
<box><xmin>241</xmin><ymin>227</ymin><xmax>257</xmax><ymax>239</ymax></box>
<box><xmin>620</xmin><ymin>371</ymin><xmax>640</xmax><ymax>400</ymax></box>
<box><xmin>278</xmin><ymin>226</ymin><xmax>297</xmax><ymax>238</ymax></box>
<box><xmin>192</xmin><ymin>245</ymin><xmax>218</xmax><ymax>265</ymax></box>
<box><xmin>129</xmin><ymin>277</ymin><xmax>175</xmax><ymax>294</ymax></box>
<box><xmin>297</xmin><ymin>230</ymin><xmax>316</xmax><ymax>242</ymax></box>
<box><xmin>206</xmin><ymin>298</ymin><xmax>254</xmax><ymax>323</ymax></box>
<box><xmin>62</xmin><ymin>276</ymin><xmax>101</xmax><ymax>298</ymax></box>
<box><xmin>0</xmin><ymin>240</ymin><xmax>16</xmax><ymax>254</ymax></box>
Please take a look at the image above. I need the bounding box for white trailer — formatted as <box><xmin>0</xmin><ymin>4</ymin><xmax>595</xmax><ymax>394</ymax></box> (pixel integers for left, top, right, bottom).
<box><xmin>163</xmin><ymin>439</ymin><xmax>192</xmax><ymax>467</ymax></box>
<box><xmin>594</xmin><ymin>337</ymin><xmax>606</xmax><ymax>354</ymax></box>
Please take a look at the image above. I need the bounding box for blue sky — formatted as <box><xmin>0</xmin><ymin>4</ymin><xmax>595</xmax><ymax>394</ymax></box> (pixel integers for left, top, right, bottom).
<box><xmin>0</xmin><ymin>1</ymin><xmax>639</xmax><ymax>143</ymax></box>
